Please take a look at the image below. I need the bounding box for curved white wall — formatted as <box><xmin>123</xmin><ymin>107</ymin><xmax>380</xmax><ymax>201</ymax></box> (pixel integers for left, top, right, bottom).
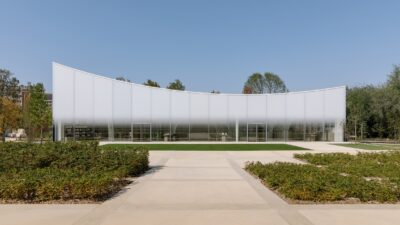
<box><xmin>53</xmin><ymin>62</ymin><xmax>346</xmax><ymax>141</ymax></box>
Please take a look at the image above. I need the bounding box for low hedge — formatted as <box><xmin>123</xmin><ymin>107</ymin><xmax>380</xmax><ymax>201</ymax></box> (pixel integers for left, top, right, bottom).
<box><xmin>246</xmin><ymin>152</ymin><xmax>400</xmax><ymax>203</ymax></box>
<box><xmin>0</xmin><ymin>142</ymin><xmax>148</xmax><ymax>202</ymax></box>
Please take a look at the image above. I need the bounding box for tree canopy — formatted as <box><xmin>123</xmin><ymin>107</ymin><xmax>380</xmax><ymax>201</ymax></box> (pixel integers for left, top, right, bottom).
<box><xmin>26</xmin><ymin>83</ymin><xmax>52</xmax><ymax>143</ymax></box>
<box><xmin>242</xmin><ymin>72</ymin><xmax>288</xmax><ymax>94</ymax></box>
<box><xmin>116</xmin><ymin>76</ymin><xmax>131</xmax><ymax>82</ymax></box>
<box><xmin>166</xmin><ymin>79</ymin><xmax>185</xmax><ymax>90</ymax></box>
<box><xmin>143</xmin><ymin>79</ymin><xmax>160</xmax><ymax>87</ymax></box>
<box><xmin>0</xmin><ymin>69</ymin><xmax>21</xmax><ymax>141</ymax></box>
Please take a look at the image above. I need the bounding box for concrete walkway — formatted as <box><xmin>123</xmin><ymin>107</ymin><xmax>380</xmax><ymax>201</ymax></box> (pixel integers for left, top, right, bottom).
<box><xmin>1</xmin><ymin>143</ymin><xmax>400</xmax><ymax>225</ymax></box>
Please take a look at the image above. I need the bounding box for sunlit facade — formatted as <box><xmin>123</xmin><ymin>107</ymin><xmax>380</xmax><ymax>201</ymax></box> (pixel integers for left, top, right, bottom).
<box><xmin>53</xmin><ymin>63</ymin><xmax>346</xmax><ymax>142</ymax></box>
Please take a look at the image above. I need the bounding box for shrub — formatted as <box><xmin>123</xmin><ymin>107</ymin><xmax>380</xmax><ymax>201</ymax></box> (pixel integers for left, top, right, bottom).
<box><xmin>246</xmin><ymin>151</ymin><xmax>400</xmax><ymax>203</ymax></box>
<box><xmin>0</xmin><ymin>142</ymin><xmax>149</xmax><ymax>202</ymax></box>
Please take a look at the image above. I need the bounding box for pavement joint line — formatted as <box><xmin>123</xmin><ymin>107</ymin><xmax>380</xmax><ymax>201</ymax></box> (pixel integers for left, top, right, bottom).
<box><xmin>71</xmin><ymin>157</ymin><xmax>170</xmax><ymax>225</ymax></box>
<box><xmin>144</xmin><ymin>179</ymin><xmax>244</xmax><ymax>182</ymax></box>
<box><xmin>225</xmin><ymin>153</ymin><xmax>315</xmax><ymax>225</ymax></box>
<box><xmin>117</xmin><ymin>203</ymin><xmax>271</xmax><ymax>210</ymax></box>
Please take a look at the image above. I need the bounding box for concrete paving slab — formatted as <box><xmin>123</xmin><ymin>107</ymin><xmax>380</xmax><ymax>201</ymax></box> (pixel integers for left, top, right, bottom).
<box><xmin>151</xmin><ymin>167</ymin><xmax>242</xmax><ymax>180</ymax></box>
<box><xmin>125</xmin><ymin>180</ymin><xmax>266</xmax><ymax>205</ymax></box>
<box><xmin>99</xmin><ymin>209</ymin><xmax>289</xmax><ymax>225</ymax></box>
<box><xmin>0</xmin><ymin>205</ymin><xmax>96</xmax><ymax>225</ymax></box>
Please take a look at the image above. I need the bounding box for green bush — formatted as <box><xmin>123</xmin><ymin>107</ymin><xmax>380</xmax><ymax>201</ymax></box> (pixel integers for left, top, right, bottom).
<box><xmin>246</xmin><ymin>151</ymin><xmax>400</xmax><ymax>203</ymax></box>
<box><xmin>0</xmin><ymin>142</ymin><xmax>149</xmax><ymax>202</ymax></box>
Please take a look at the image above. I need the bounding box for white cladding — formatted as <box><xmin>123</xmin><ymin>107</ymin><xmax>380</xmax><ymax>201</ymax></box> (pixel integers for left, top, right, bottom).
<box><xmin>53</xmin><ymin>63</ymin><xmax>346</xmax><ymax>140</ymax></box>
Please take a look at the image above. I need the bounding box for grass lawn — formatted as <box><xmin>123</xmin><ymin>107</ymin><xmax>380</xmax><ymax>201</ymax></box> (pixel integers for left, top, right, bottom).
<box><xmin>335</xmin><ymin>143</ymin><xmax>400</xmax><ymax>150</ymax></box>
<box><xmin>100</xmin><ymin>143</ymin><xmax>308</xmax><ymax>151</ymax></box>
<box><xmin>246</xmin><ymin>151</ymin><xmax>400</xmax><ymax>203</ymax></box>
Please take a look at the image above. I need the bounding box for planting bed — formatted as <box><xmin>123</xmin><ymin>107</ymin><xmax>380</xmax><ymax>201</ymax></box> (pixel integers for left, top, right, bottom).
<box><xmin>0</xmin><ymin>142</ymin><xmax>149</xmax><ymax>203</ymax></box>
<box><xmin>246</xmin><ymin>151</ymin><xmax>400</xmax><ymax>203</ymax></box>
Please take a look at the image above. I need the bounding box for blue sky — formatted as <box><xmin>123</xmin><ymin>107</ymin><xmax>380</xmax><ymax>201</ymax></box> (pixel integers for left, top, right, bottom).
<box><xmin>1</xmin><ymin>0</ymin><xmax>399</xmax><ymax>93</ymax></box>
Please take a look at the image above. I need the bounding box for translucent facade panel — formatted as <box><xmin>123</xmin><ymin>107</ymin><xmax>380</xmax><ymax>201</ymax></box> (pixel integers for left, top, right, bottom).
<box><xmin>305</xmin><ymin>91</ymin><xmax>324</xmax><ymax>122</ymax></box>
<box><xmin>267</xmin><ymin>94</ymin><xmax>285</xmax><ymax>122</ymax></box>
<box><xmin>152</xmin><ymin>88</ymin><xmax>170</xmax><ymax>123</ymax></box>
<box><xmin>93</xmin><ymin>77</ymin><xmax>112</xmax><ymax>123</ymax></box>
<box><xmin>247</xmin><ymin>95</ymin><xmax>267</xmax><ymax>122</ymax></box>
<box><xmin>113</xmin><ymin>81</ymin><xmax>131</xmax><ymax>124</ymax></box>
<box><xmin>209</xmin><ymin>94</ymin><xmax>228</xmax><ymax>122</ymax></box>
<box><xmin>53</xmin><ymin>63</ymin><xmax>345</xmax><ymax>142</ymax></box>
<box><xmin>74</xmin><ymin>71</ymin><xmax>93</xmax><ymax>123</ymax></box>
<box><xmin>53</xmin><ymin>64</ymin><xmax>74</xmax><ymax>123</ymax></box>
<box><xmin>132</xmin><ymin>85</ymin><xmax>151</xmax><ymax>122</ymax></box>
<box><xmin>324</xmin><ymin>88</ymin><xmax>346</xmax><ymax>121</ymax></box>
<box><xmin>190</xmin><ymin>93</ymin><xmax>208</xmax><ymax>123</ymax></box>
<box><xmin>228</xmin><ymin>95</ymin><xmax>247</xmax><ymax>121</ymax></box>
<box><xmin>286</xmin><ymin>92</ymin><xmax>305</xmax><ymax>122</ymax></box>
<box><xmin>170</xmin><ymin>91</ymin><xmax>189</xmax><ymax>123</ymax></box>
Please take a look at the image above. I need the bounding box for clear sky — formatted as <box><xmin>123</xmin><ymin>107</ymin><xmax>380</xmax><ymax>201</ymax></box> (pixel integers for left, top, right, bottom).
<box><xmin>1</xmin><ymin>0</ymin><xmax>399</xmax><ymax>93</ymax></box>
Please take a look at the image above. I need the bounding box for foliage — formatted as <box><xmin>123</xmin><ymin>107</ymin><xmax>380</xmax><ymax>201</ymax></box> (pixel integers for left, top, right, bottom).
<box><xmin>0</xmin><ymin>97</ymin><xmax>21</xmax><ymax>136</ymax></box>
<box><xmin>100</xmin><ymin>143</ymin><xmax>308</xmax><ymax>151</ymax></box>
<box><xmin>116</xmin><ymin>76</ymin><xmax>131</xmax><ymax>82</ymax></box>
<box><xmin>346</xmin><ymin>65</ymin><xmax>400</xmax><ymax>140</ymax></box>
<box><xmin>335</xmin><ymin>143</ymin><xmax>400</xmax><ymax>150</ymax></box>
<box><xmin>0</xmin><ymin>69</ymin><xmax>21</xmax><ymax>141</ymax></box>
<box><xmin>143</xmin><ymin>79</ymin><xmax>160</xmax><ymax>87</ymax></box>
<box><xmin>246</xmin><ymin>151</ymin><xmax>400</xmax><ymax>203</ymax></box>
<box><xmin>242</xmin><ymin>72</ymin><xmax>288</xmax><ymax>94</ymax></box>
<box><xmin>166</xmin><ymin>79</ymin><xmax>185</xmax><ymax>90</ymax></box>
<box><xmin>0</xmin><ymin>142</ymin><xmax>149</xmax><ymax>202</ymax></box>
<box><xmin>25</xmin><ymin>83</ymin><xmax>52</xmax><ymax>143</ymax></box>
<box><xmin>264</xmin><ymin>72</ymin><xmax>288</xmax><ymax>93</ymax></box>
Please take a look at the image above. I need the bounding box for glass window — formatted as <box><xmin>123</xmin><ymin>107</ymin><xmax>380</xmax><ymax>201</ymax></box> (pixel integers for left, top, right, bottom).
<box><xmin>267</xmin><ymin>124</ymin><xmax>285</xmax><ymax>141</ymax></box>
<box><xmin>171</xmin><ymin>124</ymin><xmax>189</xmax><ymax>141</ymax></box>
<box><xmin>114</xmin><ymin>125</ymin><xmax>131</xmax><ymax>141</ymax></box>
<box><xmin>288</xmin><ymin>123</ymin><xmax>305</xmax><ymax>141</ymax></box>
<box><xmin>190</xmin><ymin>124</ymin><xmax>209</xmax><ymax>141</ymax></box>
<box><xmin>152</xmin><ymin>124</ymin><xmax>171</xmax><ymax>142</ymax></box>
<box><xmin>132</xmin><ymin>124</ymin><xmax>150</xmax><ymax>142</ymax></box>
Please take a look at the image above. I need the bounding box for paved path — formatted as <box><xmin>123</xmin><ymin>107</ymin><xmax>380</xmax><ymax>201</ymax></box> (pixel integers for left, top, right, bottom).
<box><xmin>1</xmin><ymin>143</ymin><xmax>400</xmax><ymax>225</ymax></box>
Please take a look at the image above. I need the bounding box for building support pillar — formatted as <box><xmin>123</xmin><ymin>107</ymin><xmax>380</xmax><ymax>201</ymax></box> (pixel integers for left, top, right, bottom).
<box><xmin>235</xmin><ymin>120</ymin><xmax>239</xmax><ymax>142</ymax></box>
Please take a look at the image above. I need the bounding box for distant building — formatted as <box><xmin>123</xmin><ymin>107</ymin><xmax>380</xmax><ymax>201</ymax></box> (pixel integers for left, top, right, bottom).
<box><xmin>53</xmin><ymin>63</ymin><xmax>346</xmax><ymax>142</ymax></box>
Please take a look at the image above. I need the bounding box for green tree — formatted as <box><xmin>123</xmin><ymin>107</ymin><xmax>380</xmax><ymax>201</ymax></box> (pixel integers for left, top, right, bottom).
<box><xmin>0</xmin><ymin>69</ymin><xmax>21</xmax><ymax>142</ymax></box>
<box><xmin>167</xmin><ymin>79</ymin><xmax>185</xmax><ymax>90</ymax></box>
<box><xmin>143</xmin><ymin>79</ymin><xmax>160</xmax><ymax>87</ymax></box>
<box><xmin>242</xmin><ymin>72</ymin><xmax>288</xmax><ymax>94</ymax></box>
<box><xmin>0</xmin><ymin>97</ymin><xmax>21</xmax><ymax>141</ymax></box>
<box><xmin>243</xmin><ymin>73</ymin><xmax>265</xmax><ymax>94</ymax></box>
<box><xmin>27</xmin><ymin>83</ymin><xmax>52</xmax><ymax>143</ymax></box>
<box><xmin>385</xmin><ymin>65</ymin><xmax>400</xmax><ymax>139</ymax></box>
<box><xmin>264</xmin><ymin>72</ymin><xmax>288</xmax><ymax>93</ymax></box>
<box><xmin>116</xmin><ymin>76</ymin><xmax>131</xmax><ymax>82</ymax></box>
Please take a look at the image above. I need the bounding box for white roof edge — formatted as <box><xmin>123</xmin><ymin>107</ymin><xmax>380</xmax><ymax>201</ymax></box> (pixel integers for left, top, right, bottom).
<box><xmin>53</xmin><ymin>62</ymin><xmax>346</xmax><ymax>96</ymax></box>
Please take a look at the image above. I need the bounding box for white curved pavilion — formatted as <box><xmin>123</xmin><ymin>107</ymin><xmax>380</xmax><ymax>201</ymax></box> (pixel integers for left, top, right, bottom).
<box><xmin>53</xmin><ymin>63</ymin><xmax>346</xmax><ymax>142</ymax></box>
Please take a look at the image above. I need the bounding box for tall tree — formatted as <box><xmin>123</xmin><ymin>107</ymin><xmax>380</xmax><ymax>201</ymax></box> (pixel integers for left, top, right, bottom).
<box><xmin>385</xmin><ymin>65</ymin><xmax>400</xmax><ymax>139</ymax></box>
<box><xmin>167</xmin><ymin>79</ymin><xmax>185</xmax><ymax>90</ymax></box>
<box><xmin>242</xmin><ymin>72</ymin><xmax>288</xmax><ymax>94</ymax></box>
<box><xmin>143</xmin><ymin>79</ymin><xmax>160</xmax><ymax>87</ymax></box>
<box><xmin>27</xmin><ymin>83</ymin><xmax>52</xmax><ymax>143</ymax></box>
<box><xmin>264</xmin><ymin>72</ymin><xmax>288</xmax><ymax>93</ymax></box>
<box><xmin>0</xmin><ymin>97</ymin><xmax>21</xmax><ymax>141</ymax></box>
<box><xmin>243</xmin><ymin>73</ymin><xmax>265</xmax><ymax>94</ymax></box>
<box><xmin>0</xmin><ymin>69</ymin><xmax>21</xmax><ymax>142</ymax></box>
<box><xmin>116</xmin><ymin>76</ymin><xmax>131</xmax><ymax>82</ymax></box>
